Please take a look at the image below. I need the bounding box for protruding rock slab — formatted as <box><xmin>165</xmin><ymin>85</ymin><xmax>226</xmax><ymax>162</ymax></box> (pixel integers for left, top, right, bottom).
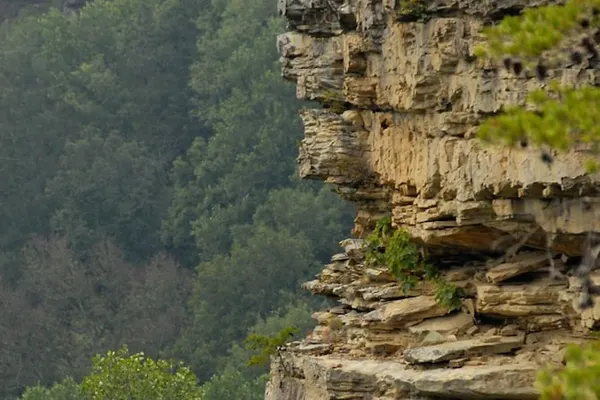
<box><xmin>364</xmin><ymin>296</ymin><xmax>449</xmax><ymax>328</ymax></box>
<box><xmin>267</xmin><ymin>354</ymin><xmax>540</xmax><ymax>400</ymax></box>
<box><xmin>403</xmin><ymin>335</ymin><xmax>524</xmax><ymax>364</ymax></box>
<box><xmin>412</xmin><ymin>363</ymin><xmax>539</xmax><ymax>400</ymax></box>
<box><xmin>476</xmin><ymin>280</ymin><xmax>569</xmax><ymax>317</ymax></box>
<box><xmin>408</xmin><ymin>312</ymin><xmax>474</xmax><ymax>335</ymax></box>
<box><xmin>486</xmin><ymin>253</ymin><xmax>549</xmax><ymax>283</ymax></box>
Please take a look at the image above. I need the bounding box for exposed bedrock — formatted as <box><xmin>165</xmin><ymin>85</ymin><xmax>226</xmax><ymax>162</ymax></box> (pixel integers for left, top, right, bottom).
<box><xmin>269</xmin><ymin>0</ymin><xmax>600</xmax><ymax>399</ymax></box>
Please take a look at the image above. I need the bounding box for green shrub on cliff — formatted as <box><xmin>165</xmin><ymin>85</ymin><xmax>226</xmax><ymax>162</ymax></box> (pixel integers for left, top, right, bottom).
<box><xmin>244</xmin><ymin>326</ymin><xmax>299</xmax><ymax>367</ymax></box>
<box><xmin>364</xmin><ymin>217</ymin><xmax>463</xmax><ymax>310</ymax></box>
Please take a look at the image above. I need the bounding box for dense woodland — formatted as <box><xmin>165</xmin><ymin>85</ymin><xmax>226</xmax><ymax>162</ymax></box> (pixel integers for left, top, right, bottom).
<box><xmin>0</xmin><ymin>0</ymin><xmax>354</xmax><ymax>398</ymax></box>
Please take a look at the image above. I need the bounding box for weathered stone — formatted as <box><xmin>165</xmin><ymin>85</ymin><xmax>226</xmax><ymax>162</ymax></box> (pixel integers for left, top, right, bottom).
<box><xmin>408</xmin><ymin>312</ymin><xmax>474</xmax><ymax>335</ymax></box>
<box><xmin>279</xmin><ymin>0</ymin><xmax>600</xmax><ymax>256</ymax></box>
<box><xmin>363</xmin><ymin>296</ymin><xmax>450</xmax><ymax>328</ymax></box>
<box><xmin>466</xmin><ymin>325</ymin><xmax>479</xmax><ymax>336</ymax></box>
<box><xmin>339</xmin><ymin>238</ymin><xmax>365</xmax><ymax>261</ymax></box>
<box><xmin>331</xmin><ymin>252</ymin><xmax>350</xmax><ymax>262</ymax></box>
<box><xmin>501</xmin><ymin>324</ymin><xmax>521</xmax><ymax>337</ymax></box>
<box><xmin>420</xmin><ymin>331</ymin><xmax>446</xmax><ymax>346</ymax></box>
<box><xmin>267</xmin><ymin>355</ymin><xmax>539</xmax><ymax>400</ymax></box>
<box><xmin>295</xmin><ymin>343</ymin><xmax>333</xmax><ymax>355</ymax></box>
<box><xmin>476</xmin><ymin>280</ymin><xmax>570</xmax><ymax>317</ymax></box>
<box><xmin>404</xmin><ymin>335</ymin><xmax>524</xmax><ymax>364</ymax></box>
<box><xmin>486</xmin><ymin>252</ymin><xmax>549</xmax><ymax>283</ymax></box>
<box><xmin>365</xmin><ymin>267</ymin><xmax>396</xmax><ymax>282</ymax></box>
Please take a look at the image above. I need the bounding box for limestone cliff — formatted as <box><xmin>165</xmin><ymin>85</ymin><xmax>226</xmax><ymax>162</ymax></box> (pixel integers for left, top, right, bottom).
<box><xmin>267</xmin><ymin>0</ymin><xmax>600</xmax><ymax>399</ymax></box>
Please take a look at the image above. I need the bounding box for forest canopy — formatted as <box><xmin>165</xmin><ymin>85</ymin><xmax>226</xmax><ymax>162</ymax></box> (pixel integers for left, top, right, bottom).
<box><xmin>0</xmin><ymin>0</ymin><xmax>353</xmax><ymax>398</ymax></box>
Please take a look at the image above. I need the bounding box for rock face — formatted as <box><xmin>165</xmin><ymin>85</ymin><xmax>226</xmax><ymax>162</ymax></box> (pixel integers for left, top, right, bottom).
<box><xmin>268</xmin><ymin>0</ymin><xmax>600</xmax><ymax>399</ymax></box>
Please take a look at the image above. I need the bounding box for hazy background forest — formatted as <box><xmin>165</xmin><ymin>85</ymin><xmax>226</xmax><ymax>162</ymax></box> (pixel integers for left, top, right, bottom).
<box><xmin>0</xmin><ymin>0</ymin><xmax>354</xmax><ymax>398</ymax></box>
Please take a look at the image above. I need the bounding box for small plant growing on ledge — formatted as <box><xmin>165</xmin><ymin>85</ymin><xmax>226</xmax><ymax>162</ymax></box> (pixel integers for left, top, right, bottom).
<box><xmin>321</xmin><ymin>89</ymin><xmax>347</xmax><ymax>114</ymax></box>
<box><xmin>364</xmin><ymin>217</ymin><xmax>464</xmax><ymax>310</ymax></box>
<box><xmin>396</xmin><ymin>0</ymin><xmax>427</xmax><ymax>22</ymax></box>
<box><xmin>333</xmin><ymin>155</ymin><xmax>375</xmax><ymax>184</ymax></box>
<box><xmin>244</xmin><ymin>326</ymin><xmax>298</xmax><ymax>367</ymax></box>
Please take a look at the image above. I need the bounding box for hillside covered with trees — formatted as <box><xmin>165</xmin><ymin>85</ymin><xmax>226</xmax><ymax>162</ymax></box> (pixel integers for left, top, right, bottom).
<box><xmin>0</xmin><ymin>0</ymin><xmax>354</xmax><ymax>398</ymax></box>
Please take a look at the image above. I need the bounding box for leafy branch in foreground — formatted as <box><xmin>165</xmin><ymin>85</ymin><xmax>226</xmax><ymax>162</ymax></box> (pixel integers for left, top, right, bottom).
<box><xmin>475</xmin><ymin>0</ymin><xmax>594</xmax><ymax>60</ymax></box>
<box><xmin>478</xmin><ymin>83</ymin><xmax>600</xmax><ymax>171</ymax></box>
<box><xmin>244</xmin><ymin>326</ymin><xmax>298</xmax><ymax>367</ymax></box>
<box><xmin>537</xmin><ymin>341</ymin><xmax>600</xmax><ymax>400</ymax></box>
<box><xmin>474</xmin><ymin>0</ymin><xmax>600</xmax><ymax>170</ymax></box>
<box><xmin>364</xmin><ymin>217</ymin><xmax>463</xmax><ymax>311</ymax></box>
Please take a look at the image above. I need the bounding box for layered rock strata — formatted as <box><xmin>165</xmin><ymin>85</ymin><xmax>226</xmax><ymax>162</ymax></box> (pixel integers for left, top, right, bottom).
<box><xmin>278</xmin><ymin>0</ymin><xmax>600</xmax><ymax>256</ymax></box>
<box><xmin>267</xmin><ymin>241</ymin><xmax>599</xmax><ymax>399</ymax></box>
<box><xmin>268</xmin><ymin>0</ymin><xmax>600</xmax><ymax>399</ymax></box>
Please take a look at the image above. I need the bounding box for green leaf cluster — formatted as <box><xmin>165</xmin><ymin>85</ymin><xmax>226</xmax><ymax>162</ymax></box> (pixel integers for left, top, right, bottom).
<box><xmin>20</xmin><ymin>347</ymin><xmax>204</xmax><ymax>400</ymax></box>
<box><xmin>479</xmin><ymin>83</ymin><xmax>600</xmax><ymax>163</ymax></box>
<box><xmin>364</xmin><ymin>218</ymin><xmax>463</xmax><ymax>310</ymax></box>
<box><xmin>80</xmin><ymin>346</ymin><xmax>202</xmax><ymax>400</ymax></box>
<box><xmin>20</xmin><ymin>378</ymin><xmax>82</xmax><ymax>400</ymax></box>
<box><xmin>476</xmin><ymin>0</ymin><xmax>600</xmax><ymax>173</ymax></box>
<box><xmin>537</xmin><ymin>342</ymin><xmax>600</xmax><ymax>400</ymax></box>
<box><xmin>476</xmin><ymin>0</ymin><xmax>599</xmax><ymax>60</ymax></box>
<box><xmin>244</xmin><ymin>326</ymin><xmax>299</xmax><ymax>367</ymax></box>
<box><xmin>397</xmin><ymin>0</ymin><xmax>427</xmax><ymax>19</ymax></box>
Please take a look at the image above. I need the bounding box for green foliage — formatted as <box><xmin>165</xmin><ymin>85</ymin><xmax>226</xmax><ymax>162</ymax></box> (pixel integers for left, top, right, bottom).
<box><xmin>478</xmin><ymin>82</ymin><xmax>600</xmax><ymax>171</ymax></box>
<box><xmin>251</xmin><ymin>185</ymin><xmax>354</xmax><ymax>262</ymax></box>
<box><xmin>200</xmin><ymin>370</ymin><xmax>267</xmax><ymax>400</ymax></box>
<box><xmin>20</xmin><ymin>378</ymin><xmax>82</xmax><ymax>400</ymax></box>
<box><xmin>80</xmin><ymin>346</ymin><xmax>202</xmax><ymax>400</ymax></box>
<box><xmin>478</xmin><ymin>0</ymin><xmax>600</xmax><ymax>172</ymax></box>
<box><xmin>244</xmin><ymin>326</ymin><xmax>299</xmax><ymax>367</ymax></box>
<box><xmin>215</xmin><ymin>301</ymin><xmax>315</xmax><ymax>382</ymax></box>
<box><xmin>537</xmin><ymin>342</ymin><xmax>600</xmax><ymax>400</ymax></box>
<box><xmin>321</xmin><ymin>90</ymin><xmax>346</xmax><ymax>114</ymax></box>
<box><xmin>475</xmin><ymin>0</ymin><xmax>600</xmax><ymax>173</ymax></box>
<box><xmin>475</xmin><ymin>2</ymin><xmax>600</xmax><ymax>398</ymax></box>
<box><xmin>46</xmin><ymin>133</ymin><xmax>168</xmax><ymax>260</ymax></box>
<box><xmin>365</xmin><ymin>217</ymin><xmax>462</xmax><ymax>310</ymax></box>
<box><xmin>397</xmin><ymin>0</ymin><xmax>427</xmax><ymax>19</ymax></box>
<box><xmin>364</xmin><ymin>216</ymin><xmax>393</xmax><ymax>266</ymax></box>
<box><xmin>0</xmin><ymin>0</ymin><xmax>354</xmax><ymax>396</ymax></box>
<box><xmin>162</xmin><ymin>0</ymin><xmax>304</xmax><ymax>263</ymax></box>
<box><xmin>433</xmin><ymin>280</ymin><xmax>464</xmax><ymax>312</ymax></box>
<box><xmin>171</xmin><ymin>226</ymin><xmax>319</xmax><ymax>381</ymax></box>
<box><xmin>0</xmin><ymin>0</ymin><xmax>204</xmax><ymax>265</ymax></box>
<box><xmin>475</xmin><ymin>0</ymin><xmax>597</xmax><ymax>60</ymax></box>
